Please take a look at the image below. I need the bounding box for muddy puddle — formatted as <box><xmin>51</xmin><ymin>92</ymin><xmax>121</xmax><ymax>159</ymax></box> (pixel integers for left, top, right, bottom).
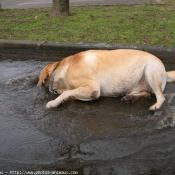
<box><xmin>1</xmin><ymin>59</ymin><xmax>175</xmax><ymax>175</ymax></box>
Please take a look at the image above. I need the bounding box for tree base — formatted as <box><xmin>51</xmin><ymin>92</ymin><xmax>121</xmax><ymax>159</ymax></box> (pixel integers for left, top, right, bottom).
<box><xmin>51</xmin><ymin>0</ymin><xmax>69</xmax><ymax>17</ymax></box>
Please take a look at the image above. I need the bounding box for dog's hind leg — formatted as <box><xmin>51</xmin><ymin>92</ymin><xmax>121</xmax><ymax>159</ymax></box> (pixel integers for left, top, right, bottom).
<box><xmin>145</xmin><ymin>62</ymin><xmax>166</xmax><ymax>111</ymax></box>
<box><xmin>148</xmin><ymin>86</ymin><xmax>165</xmax><ymax>111</ymax></box>
<box><xmin>121</xmin><ymin>76</ymin><xmax>151</xmax><ymax>103</ymax></box>
<box><xmin>121</xmin><ymin>91</ymin><xmax>150</xmax><ymax>103</ymax></box>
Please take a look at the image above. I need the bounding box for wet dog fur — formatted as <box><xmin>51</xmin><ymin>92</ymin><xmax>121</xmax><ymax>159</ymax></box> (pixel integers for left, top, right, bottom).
<box><xmin>37</xmin><ymin>49</ymin><xmax>175</xmax><ymax>111</ymax></box>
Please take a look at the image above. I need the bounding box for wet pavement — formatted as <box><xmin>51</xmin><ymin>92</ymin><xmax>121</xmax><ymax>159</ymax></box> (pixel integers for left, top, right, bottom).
<box><xmin>1</xmin><ymin>59</ymin><xmax>175</xmax><ymax>174</ymax></box>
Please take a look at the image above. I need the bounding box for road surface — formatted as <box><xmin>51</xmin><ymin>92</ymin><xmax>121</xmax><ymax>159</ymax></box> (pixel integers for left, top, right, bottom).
<box><xmin>1</xmin><ymin>0</ymin><xmax>163</xmax><ymax>9</ymax></box>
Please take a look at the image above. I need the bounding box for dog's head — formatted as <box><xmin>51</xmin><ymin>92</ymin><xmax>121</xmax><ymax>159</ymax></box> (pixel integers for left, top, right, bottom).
<box><xmin>37</xmin><ymin>61</ymin><xmax>60</xmax><ymax>88</ymax></box>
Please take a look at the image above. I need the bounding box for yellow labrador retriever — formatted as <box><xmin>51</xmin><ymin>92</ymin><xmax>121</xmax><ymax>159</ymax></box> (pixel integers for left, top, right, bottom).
<box><xmin>37</xmin><ymin>49</ymin><xmax>175</xmax><ymax>110</ymax></box>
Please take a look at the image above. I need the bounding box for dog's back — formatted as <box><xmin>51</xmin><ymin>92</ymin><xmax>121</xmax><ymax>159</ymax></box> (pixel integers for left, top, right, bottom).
<box><xmin>66</xmin><ymin>50</ymin><xmax>165</xmax><ymax>96</ymax></box>
<box><xmin>38</xmin><ymin>49</ymin><xmax>175</xmax><ymax>110</ymax></box>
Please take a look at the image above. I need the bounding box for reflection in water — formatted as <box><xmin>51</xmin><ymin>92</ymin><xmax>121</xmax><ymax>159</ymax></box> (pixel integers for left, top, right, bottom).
<box><xmin>0</xmin><ymin>60</ymin><xmax>175</xmax><ymax>174</ymax></box>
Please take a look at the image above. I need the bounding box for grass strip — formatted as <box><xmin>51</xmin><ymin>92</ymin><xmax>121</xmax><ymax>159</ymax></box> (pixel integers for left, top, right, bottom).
<box><xmin>0</xmin><ymin>0</ymin><xmax>175</xmax><ymax>47</ymax></box>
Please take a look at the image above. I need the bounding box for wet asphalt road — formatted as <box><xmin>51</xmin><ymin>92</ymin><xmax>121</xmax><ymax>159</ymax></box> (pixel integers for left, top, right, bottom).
<box><xmin>1</xmin><ymin>0</ymin><xmax>161</xmax><ymax>9</ymax></box>
<box><xmin>0</xmin><ymin>58</ymin><xmax>175</xmax><ymax>174</ymax></box>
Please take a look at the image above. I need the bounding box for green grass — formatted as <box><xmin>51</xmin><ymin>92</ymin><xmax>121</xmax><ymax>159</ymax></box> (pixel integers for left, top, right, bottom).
<box><xmin>0</xmin><ymin>0</ymin><xmax>175</xmax><ymax>46</ymax></box>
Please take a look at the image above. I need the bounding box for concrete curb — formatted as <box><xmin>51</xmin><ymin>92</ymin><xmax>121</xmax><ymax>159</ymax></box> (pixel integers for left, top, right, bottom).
<box><xmin>0</xmin><ymin>39</ymin><xmax>175</xmax><ymax>64</ymax></box>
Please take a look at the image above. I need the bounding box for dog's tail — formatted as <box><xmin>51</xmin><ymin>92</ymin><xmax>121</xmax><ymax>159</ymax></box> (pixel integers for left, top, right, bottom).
<box><xmin>167</xmin><ymin>71</ymin><xmax>175</xmax><ymax>82</ymax></box>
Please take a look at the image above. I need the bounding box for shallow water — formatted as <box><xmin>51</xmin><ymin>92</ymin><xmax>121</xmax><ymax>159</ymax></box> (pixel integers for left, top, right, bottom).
<box><xmin>1</xmin><ymin>60</ymin><xmax>175</xmax><ymax>175</ymax></box>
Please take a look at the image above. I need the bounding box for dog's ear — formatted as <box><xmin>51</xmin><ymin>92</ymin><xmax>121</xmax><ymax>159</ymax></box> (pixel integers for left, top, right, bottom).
<box><xmin>37</xmin><ymin>61</ymin><xmax>60</xmax><ymax>87</ymax></box>
<box><xmin>37</xmin><ymin>69</ymin><xmax>49</xmax><ymax>86</ymax></box>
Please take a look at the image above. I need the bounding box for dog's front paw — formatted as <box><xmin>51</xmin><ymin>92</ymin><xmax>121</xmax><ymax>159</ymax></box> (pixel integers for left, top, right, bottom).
<box><xmin>46</xmin><ymin>100</ymin><xmax>58</xmax><ymax>109</ymax></box>
<box><xmin>149</xmin><ymin>103</ymin><xmax>161</xmax><ymax>111</ymax></box>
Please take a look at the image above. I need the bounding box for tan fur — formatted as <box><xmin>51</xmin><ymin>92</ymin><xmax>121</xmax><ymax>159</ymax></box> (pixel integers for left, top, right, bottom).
<box><xmin>37</xmin><ymin>49</ymin><xmax>175</xmax><ymax>111</ymax></box>
<box><xmin>37</xmin><ymin>61</ymin><xmax>60</xmax><ymax>87</ymax></box>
